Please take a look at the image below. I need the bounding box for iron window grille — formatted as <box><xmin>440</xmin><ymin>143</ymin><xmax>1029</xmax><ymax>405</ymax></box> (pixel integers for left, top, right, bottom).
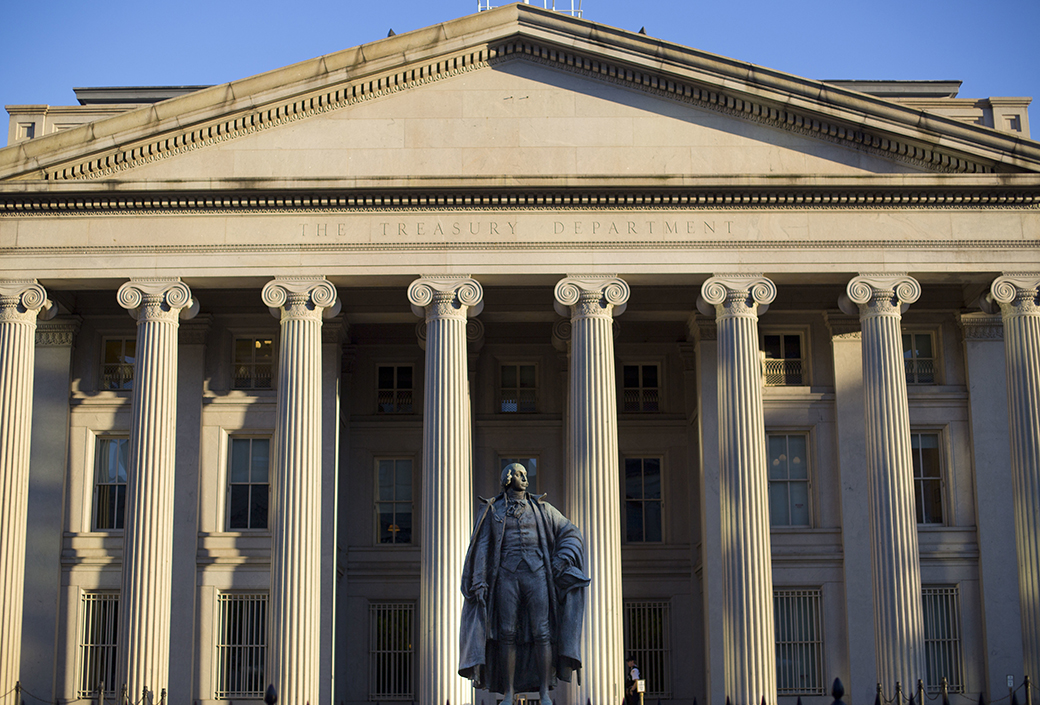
<box><xmin>227</xmin><ymin>437</ymin><xmax>271</xmax><ymax>530</ymax></box>
<box><xmin>378</xmin><ymin>365</ymin><xmax>414</xmax><ymax>413</ymax></box>
<box><xmin>101</xmin><ymin>337</ymin><xmax>136</xmax><ymax>390</ymax></box>
<box><xmin>94</xmin><ymin>437</ymin><xmax>129</xmax><ymax>531</ymax></box>
<box><xmin>903</xmin><ymin>332</ymin><xmax>937</xmax><ymax>385</ymax></box>
<box><xmin>911</xmin><ymin>432</ymin><xmax>943</xmax><ymax>525</ymax></box>
<box><xmin>215</xmin><ymin>593</ymin><xmax>267</xmax><ymax>699</ymax></box>
<box><xmin>623</xmin><ymin>601</ymin><xmax>671</xmax><ymax>698</ymax></box>
<box><xmin>624</xmin><ymin>458</ymin><xmax>663</xmax><ymax>543</ymax></box>
<box><xmin>232</xmin><ymin>337</ymin><xmax>274</xmax><ymax>389</ymax></box>
<box><xmin>377</xmin><ymin>458</ymin><xmax>413</xmax><ymax>544</ymax></box>
<box><xmin>622</xmin><ymin>364</ymin><xmax>660</xmax><ymax>412</ymax></box>
<box><xmin>500</xmin><ymin>364</ymin><xmax>537</xmax><ymax>413</ymax></box>
<box><xmin>370</xmin><ymin>602</ymin><xmax>415</xmax><ymax>700</ymax></box>
<box><xmin>78</xmin><ymin>592</ymin><xmax>119</xmax><ymax>698</ymax></box>
<box><xmin>767</xmin><ymin>434</ymin><xmax>811</xmax><ymax>527</ymax></box>
<box><xmin>922</xmin><ymin>586</ymin><xmax>963</xmax><ymax>694</ymax></box>
<box><xmin>774</xmin><ymin>589</ymin><xmax>824</xmax><ymax>695</ymax></box>
<box><xmin>762</xmin><ymin>333</ymin><xmax>806</xmax><ymax>386</ymax></box>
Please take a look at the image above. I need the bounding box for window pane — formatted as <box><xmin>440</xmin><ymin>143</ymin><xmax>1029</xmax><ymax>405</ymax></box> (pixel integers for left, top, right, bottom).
<box><xmin>395</xmin><ymin>509</ymin><xmax>412</xmax><ymax>544</ymax></box>
<box><xmin>395</xmin><ymin>460</ymin><xmax>412</xmax><ymax>501</ymax></box>
<box><xmin>519</xmin><ymin>365</ymin><xmax>536</xmax><ymax>388</ymax></box>
<box><xmin>623</xmin><ymin>365</ymin><xmax>639</xmax><ymax>388</ymax></box>
<box><xmin>115</xmin><ymin>440</ymin><xmax>129</xmax><ymax>483</ymax></box>
<box><xmin>234</xmin><ymin>338</ymin><xmax>253</xmax><ymax>363</ymax></box>
<box><xmin>251</xmin><ymin>485</ymin><xmax>269</xmax><ymax>530</ymax></box>
<box><xmin>104</xmin><ymin>339</ymin><xmax>124</xmax><ymax>364</ymax></box>
<box><xmin>769</xmin><ymin>436</ymin><xmax>788</xmax><ymax>480</ymax></box>
<box><xmin>915</xmin><ymin>334</ymin><xmax>933</xmax><ymax>359</ymax></box>
<box><xmin>378</xmin><ymin>461</ymin><xmax>394</xmax><ymax>501</ymax></box>
<box><xmin>626</xmin><ymin>501</ymin><xmax>644</xmax><ymax>542</ymax></box>
<box><xmin>642</xmin><ymin>365</ymin><xmax>658</xmax><ymax>389</ymax></box>
<box><xmin>251</xmin><ymin>440</ymin><xmax>269</xmax><ymax>483</ymax></box>
<box><xmin>229</xmin><ymin>485</ymin><xmax>250</xmax><ymax>529</ymax></box>
<box><xmin>501</xmin><ymin>365</ymin><xmax>517</xmax><ymax>388</ymax></box>
<box><xmin>902</xmin><ymin>334</ymin><xmax>912</xmax><ymax>356</ymax></box>
<box><xmin>920</xmin><ymin>481</ymin><xmax>943</xmax><ymax>524</ymax></box>
<box><xmin>644</xmin><ymin>501</ymin><xmax>663</xmax><ymax>542</ymax></box>
<box><xmin>230</xmin><ymin>439</ymin><xmax>251</xmax><ymax>483</ymax></box>
<box><xmin>625</xmin><ymin>459</ymin><xmax>643</xmax><ymax>499</ymax></box>
<box><xmin>378</xmin><ymin>366</ymin><xmax>395</xmax><ymax>389</ymax></box>
<box><xmin>784</xmin><ymin>335</ymin><xmax>802</xmax><ymax>360</ymax></box>
<box><xmin>769</xmin><ymin>482</ymin><xmax>790</xmax><ymax>525</ymax></box>
<box><xmin>255</xmin><ymin>339</ymin><xmax>273</xmax><ymax>362</ymax></box>
<box><xmin>787</xmin><ymin>436</ymin><xmax>807</xmax><ymax>479</ymax></box>
<box><xmin>789</xmin><ymin>482</ymin><xmax>810</xmax><ymax>526</ymax></box>
<box><xmin>378</xmin><ymin>504</ymin><xmax>396</xmax><ymax>543</ymax></box>
<box><xmin>96</xmin><ymin>486</ymin><xmax>116</xmax><ymax>530</ymax></box>
<box><xmin>763</xmin><ymin>335</ymin><xmax>782</xmax><ymax>359</ymax></box>
<box><xmin>643</xmin><ymin>458</ymin><xmax>661</xmax><ymax>499</ymax></box>
<box><xmin>397</xmin><ymin>366</ymin><xmax>412</xmax><ymax>390</ymax></box>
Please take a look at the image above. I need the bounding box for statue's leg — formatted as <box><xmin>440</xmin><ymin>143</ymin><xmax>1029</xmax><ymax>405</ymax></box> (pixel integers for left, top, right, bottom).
<box><xmin>502</xmin><ymin>638</ymin><xmax>517</xmax><ymax>704</ymax></box>
<box><xmin>537</xmin><ymin>641</ymin><xmax>552</xmax><ymax>705</ymax></box>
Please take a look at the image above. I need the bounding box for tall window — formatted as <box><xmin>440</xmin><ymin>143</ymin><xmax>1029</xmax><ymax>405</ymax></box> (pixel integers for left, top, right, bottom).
<box><xmin>500</xmin><ymin>456</ymin><xmax>538</xmax><ymax>492</ymax></box>
<box><xmin>922</xmin><ymin>587</ymin><xmax>963</xmax><ymax>694</ymax></box>
<box><xmin>228</xmin><ymin>438</ymin><xmax>270</xmax><ymax>530</ymax></box>
<box><xmin>94</xmin><ymin>437</ymin><xmax>128</xmax><ymax>530</ymax></box>
<box><xmin>623</xmin><ymin>601</ymin><xmax>671</xmax><ymax>698</ymax></box>
<box><xmin>622</xmin><ymin>364</ymin><xmax>660</xmax><ymax>412</ymax></box>
<box><xmin>101</xmin><ymin>338</ymin><xmax>136</xmax><ymax>390</ymax></box>
<box><xmin>903</xmin><ymin>332</ymin><xmax>936</xmax><ymax>384</ymax></box>
<box><xmin>370</xmin><ymin>602</ymin><xmax>415</xmax><ymax>700</ymax></box>
<box><xmin>377</xmin><ymin>458</ymin><xmax>413</xmax><ymax>544</ymax></box>
<box><xmin>499</xmin><ymin>364</ymin><xmax>536</xmax><ymax>412</ymax></box>
<box><xmin>378</xmin><ymin>365</ymin><xmax>414</xmax><ymax>413</ymax></box>
<box><xmin>911</xmin><ymin>433</ymin><xmax>943</xmax><ymax>524</ymax></box>
<box><xmin>774</xmin><ymin>589</ymin><xmax>824</xmax><ymax>695</ymax></box>
<box><xmin>233</xmin><ymin>337</ymin><xmax>274</xmax><ymax>389</ymax></box>
<box><xmin>767</xmin><ymin>434</ymin><xmax>810</xmax><ymax>527</ymax></box>
<box><xmin>762</xmin><ymin>333</ymin><xmax>805</xmax><ymax>386</ymax></box>
<box><xmin>79</xmin><ymin>592</ymin><xmax>118</xmax><ymax>697</ymax></box>
<box><xmin>624</xmin><ymin>458</ymin><xmax>662</xmax><ymax>542</ymax></box>
<box><xmin>215</xmin><ymin>593</ymin><xmax>267</xmax><ymax>699</ymax></box>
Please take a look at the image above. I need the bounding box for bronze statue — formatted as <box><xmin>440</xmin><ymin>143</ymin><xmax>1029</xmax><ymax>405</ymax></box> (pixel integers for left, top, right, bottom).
<box><xmin>460</xmin><ymin>464</ymin><xmax>590</xmax><ymax>705</ymax></box>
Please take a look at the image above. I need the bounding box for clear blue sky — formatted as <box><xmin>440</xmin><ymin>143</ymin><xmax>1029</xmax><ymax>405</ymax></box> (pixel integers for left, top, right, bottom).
<box><xmin>2</xmin><ymin>0</ymin><xmax>1037</xmax><ymax>124</ymax></box>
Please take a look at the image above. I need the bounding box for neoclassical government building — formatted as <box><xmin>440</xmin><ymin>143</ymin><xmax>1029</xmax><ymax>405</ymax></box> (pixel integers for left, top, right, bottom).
<box><xmin>1</xmin><ymin>5</ymin><xmax>1039</xmax><ymax>705</ymax></box>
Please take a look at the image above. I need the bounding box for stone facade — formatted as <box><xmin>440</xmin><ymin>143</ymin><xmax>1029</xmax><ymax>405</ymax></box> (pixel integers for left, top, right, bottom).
<box><xmin>1</xmin><ymin>5</ymin><xmax>1039</xmax><ymax>705</ymax></box>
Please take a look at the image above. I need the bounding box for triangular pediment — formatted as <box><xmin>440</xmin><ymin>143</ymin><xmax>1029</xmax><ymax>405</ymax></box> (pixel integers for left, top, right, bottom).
<box><xmin>2</xmin><ymin>4</ymin><xmax>1039</xmax><ymax>183</ymax></box>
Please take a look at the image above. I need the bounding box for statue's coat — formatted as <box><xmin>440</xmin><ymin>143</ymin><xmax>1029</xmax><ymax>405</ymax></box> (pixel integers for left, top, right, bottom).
<box><xmin>459</xmin><ymin>492</ymin><xmax>590</xmax><ymax>694</ymax></box>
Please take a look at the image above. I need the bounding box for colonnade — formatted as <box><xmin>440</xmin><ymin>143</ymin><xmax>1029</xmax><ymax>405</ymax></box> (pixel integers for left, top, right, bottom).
<box><xmin>0</xmin><ymin>272</ymin><xmax>1039</xmax><ymax>704</ymax></box>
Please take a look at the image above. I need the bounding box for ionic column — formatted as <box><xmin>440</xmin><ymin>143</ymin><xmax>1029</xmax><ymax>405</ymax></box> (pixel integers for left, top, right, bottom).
<box><xmin>842</xmin><ymin>274</ymin><xmax>925</xmax><ymax>691</ymax></box>
<box><xmin>262</xmin><ymin>277</ymin><xmax>340</xmax><ymax>705</ymax></box>
<box><xmin>116</xmin><ymin>279</ymin><xmax>197</xmax><ymax>702</ymax></box>
<box><xmin>987</xmin><ymin>274</ymin><xmax>1040</xmax><ymax>679</ymax></box>
<box><xmin>553</xmin><ymin>275</ymin><xmax>629</xmax><ymax>705</ymax></box>
<box><xmin>698</xmin><ymin>275</ymin><xmax>776</xmax><ymax>705</ymax></box>
<box><xmin>408</xmin><ymin>276</ymin><xmax>483</xmax><ymax>705</ymax></box>
<box><xmin>0</xmin><ymin>280</ymin><xmax>52</xmax><ymax>698</ymax></box>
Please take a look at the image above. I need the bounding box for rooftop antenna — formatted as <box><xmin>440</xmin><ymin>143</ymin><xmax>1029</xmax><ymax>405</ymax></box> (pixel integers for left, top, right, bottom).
<box><xmin>477</xmin><ymin>0</ymin><xmax>583</xmax><ymax>18</ymax></box>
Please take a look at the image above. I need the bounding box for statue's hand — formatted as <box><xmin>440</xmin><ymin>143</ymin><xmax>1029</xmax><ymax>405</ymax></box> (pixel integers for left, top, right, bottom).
<box><xmin>473</xmin><ymin>585</ymin><xmax>487</xmax><ymax>604</ymax></box>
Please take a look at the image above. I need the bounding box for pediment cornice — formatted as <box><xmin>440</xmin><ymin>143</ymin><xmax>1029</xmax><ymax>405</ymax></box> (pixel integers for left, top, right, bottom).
<box><xmin>2</xmin><ymin>5</ymin><xmax>1040</xmax><ymax>182</ymax></box>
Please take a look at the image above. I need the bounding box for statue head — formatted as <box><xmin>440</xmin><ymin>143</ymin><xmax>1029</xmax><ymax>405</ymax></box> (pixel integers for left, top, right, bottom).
<box><xmin>501</xmin><ymin>463</ymin><xmax>529</xmax><ymax>491</ymax></box>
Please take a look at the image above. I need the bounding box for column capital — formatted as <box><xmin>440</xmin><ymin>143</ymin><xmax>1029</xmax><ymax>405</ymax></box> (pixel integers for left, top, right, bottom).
<box><xmin>117</xmin><ymin>279</ymin><xmax>198</xmax><ymax>322</ymax></box>
<box><xmin>553</xmin><ymin>275</ymin><xmax>629</xmax><ymax>319</ymax></box>
<box><xmin>989</xmin><ymin>273</ymin><xmax>1040</xmax><ymax>318</ymax></box>
<box><xmin>262</xmin><ymin>277</ymin><xmax>340</xmax><ymax>322</ymax></box>
<box><xmin>698</xmin><ymin>274</ymin><xmax>775</xmax><ymax>320</ymax></box>
<box><xmin>841</xmin><ymin>273</ymin><xmax>920</xmax><ymax>319</ymax></box>
<box><xmin>0</xmin><ymin>280</ymin><xmax>54</xmax><ymax>323</ymax></box>
<box><xmin>407</xmin><ymin>276</ymin><xmax>483</xmax><ymax>321</ymax></box>
<box><xmin>959</xmin><ymin>312</ymin><xmax>1003</xmax><ymax>341</ymax></box>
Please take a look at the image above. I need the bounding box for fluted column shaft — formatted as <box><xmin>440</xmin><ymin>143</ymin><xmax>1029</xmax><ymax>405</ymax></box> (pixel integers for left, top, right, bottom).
<box><xmin>409</xmin><ymin>277</ymin><xmax>483</xmax><ymax>705</ymax></box>
<box><xmin>989</xmin><ymin>274</ymin><xmax>1040</xmax><ymax>678</ymax></box>
<box><xmin>263</xmin><ymin>278</ymin><xmax>339</xmax><ymax>705</ymax></box>
<box><xmin>554</xmin><ymin>276</ymin><xmax>629</xmax><ymax>705</ymax></box>
<box><xmin>116</xmin><ymin>279</ymin><xmax>196</xmax><ymax>702</ymax></box>
<box><xmin>845</xmin><ymin>274</ymin><xmax>925</xmax><ymax>691</ymax></box>
<box><xmin>699</xmin><ymin>275</ymin><xmax>776</xmax><ymax>705</ymax></box>
<box><xmin>0</xmin><ymin>281</ymin><xmax>51</xmax><ymax>697</ymax></box>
